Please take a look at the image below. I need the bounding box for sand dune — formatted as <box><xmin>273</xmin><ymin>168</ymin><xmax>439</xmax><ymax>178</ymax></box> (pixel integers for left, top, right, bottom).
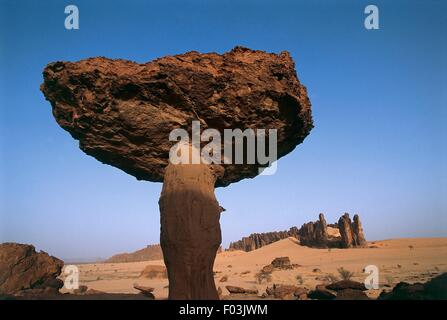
<box><xmin>61</xmin><ymin>237</ymin><xmax>447</xmax><ymax>299</ymax></box>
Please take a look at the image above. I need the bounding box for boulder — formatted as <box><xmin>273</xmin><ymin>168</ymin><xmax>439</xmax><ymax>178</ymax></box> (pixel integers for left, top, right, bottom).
<box><xmin>139</xmin><ymin>265</ymin><xmax>167</xmax><ymax>279</ymax></box>
<box><xmin>308</xmin><ymin>284</ymin><xmax>336</xmax><ymax>300</ymax></box>
<box><xmin>225</xmin><ymin>286</ymin><xmax>247</xmax><ymax>294</ymax></box>
<box><xmin>133</xmin><ymin>284</ymin><xmax>155</xmax><ymax>299</ymax></box>
<box><xmin>335</xmin><ymin>289</ymin><xmax>370</xmax><ymax>300</ymax></box>
<box><xmin>262</xmin><ymin>265</ymin><xmax>274</xmax><ymax>274</ymax></box>
<box><xmin>0</xmin><ymin>243</ymin><xmax>64</xmax><ymax>295</ymax></box>
<box><xmin>379</xmin><ymin>273</ymin><xmax>447</xmax><ymax>300</ymax></box>
<box><xmin>266</xmin><ymin>284</ymin><xmax>308</xmax><ymax>300</ymax></box>
<box><xmin>326</xmin><ymin>280</ymin><xmax>367</xmax><ymax>291</ymax></box>
<box><xmin>73</xmin><ymin>285</ymin><xmax>88</xmax><ymax>294</ymax></box>
<box><xmin>271</xmin><ymin>257</ymin><xmax>292</xmax><ymax>269</ymax></box>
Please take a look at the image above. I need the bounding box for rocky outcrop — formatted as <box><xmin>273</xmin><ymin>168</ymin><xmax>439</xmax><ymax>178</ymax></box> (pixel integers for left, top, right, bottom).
<box><xmin>228</xmin><ymin>213</ymin><xmax>367</xmax><ymax>251</ymax></box>
<box><xmin>133</xmin><ymin>284</ymin><xmax>155</xmax><ymax>299</ymax></box>
<box><xmin>298</xmin><ymin>213</ymin><xmax>329</xmax><ymax>248</ymax></box>
<box><xmin>326</xmin><ymin>280</ymin><xmax>367</xmax><ymax>291</ymax></box>
<box><xmin>225</xmin><ymin>286</ymin><xmax>258</xmax><ymax>295</ymax></box>
<box><xmin>338</xmin><ymin>213</ymin><xmax>367</xmax><ymax>248</ymax></box>
<box><xmin>335</xmin><ymin>288</ymin><xmax>370</xmax><ymax>300</ymax></box>
<box><xmin>105</xmin><ymin>244</ymin><xmax>163</xmax><ymax>263</ymax></box>
<box><xmin>0</xmin><ymin>243</ymin><xmax>64</xmax><ymax>296</ymax></box>
<box><xmin>379</xmin><ymin>273</ymin><xmax>447</xmax><ymax>300</ymax></box>
<box><xmin>265</xmin><ymin>284</ymin><xmax>308</xmax><ymax>300</ymax></box>
<box><xmin>139</xmin><ymin>265</ymin><xmax>167</xmax><ymax>279</ymax></box>
<box><xmin>309</xmin><ymin>281</ymin><xmax>369</xmax><ymax>300</ymax></box>
<box><xmin>271</xmin><ymin>257</ymin><xmax>292</xmax><ymax>269</ymax></box>
<box><xmin>41</xmin><ymin>47</ymin><xmax>313</xmax><ymax>300</ymax></box>
<box><xmin>308</xmin><ymin>285</ymin><xmax>336</xmax><ymax>300</ymax></box>
<box><xmin>352</xmin><ymin>214</ymin><xmax>367</xmax><ymax>246</ymax></box>
<box><xmin>229</xmin><ymin>228</ymin><xmax>299</xmax><ymax>251</ymax></box>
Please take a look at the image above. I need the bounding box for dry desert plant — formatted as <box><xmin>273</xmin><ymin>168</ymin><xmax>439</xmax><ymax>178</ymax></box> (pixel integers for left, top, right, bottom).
<box><xmin>337</xmin><ymin>267</ymin><xmax>354</xmax><ymax>280</ymax></box>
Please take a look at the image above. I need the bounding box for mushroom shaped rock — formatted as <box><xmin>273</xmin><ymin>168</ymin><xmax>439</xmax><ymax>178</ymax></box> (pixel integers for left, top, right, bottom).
<box><xmin>40</xmin><ymin>46</ymin><xmax>313</xmax><ymax>299</ymax></box>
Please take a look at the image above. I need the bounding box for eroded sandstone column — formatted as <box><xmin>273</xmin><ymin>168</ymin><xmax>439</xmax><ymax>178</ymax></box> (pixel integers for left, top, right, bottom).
<box><xmin>338</xmin><ymin>213</ymin><xmax>354</xmax><ymax>248</ymax></box>
<box><xmin>159</xmin><ymin>163</ymin><xmax>223</xmax><ymax>299</ymax></box>
<box><xmin>352</xmin><ymin>214</ymin><xmax>367</xmax><ymax>247</ymax></box>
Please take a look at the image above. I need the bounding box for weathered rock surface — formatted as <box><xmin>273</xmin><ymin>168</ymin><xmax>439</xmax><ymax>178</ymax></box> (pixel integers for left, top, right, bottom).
<box><xmin>379</xmin><ymin>273</ymin><xmax>447</xmax><ymax>300</ymax></box>
<box><xmin>271</xmin><ymin>257</ymin><xmax>292</xmax><ymax>269</ymax></box>
<box><xmin>338</xmin><ymin>213</ymin><xmax>367</xmax><ymax>248</ymax></box>
<box><xmin>41</xmin><ymin>46</ymin><xmax>313</xmax><ymax>187</ymax></box>
<box><xmin>225</xmin><ymin>286</ymin><xmax>258</xmax><ymax>295</ymax></box>
<box><xmin>261</xmin><ymin>265</ymin><xmax>274</xmax><ymax>274</ymax></box>
<box><xmin>298</xmin><ymin>213</ymin><xmax>329</xmax><ymax>248</ymax></box>
<box><xmin>160</xmin><ymin>163</ymin><xmax>222</xmax><ymax>299</ymax></box>
<box><xmin>335</xmin><ymin>288</ymin><xmax>370</xmax><ymax>300</ymax></box>
<box><xmin>326</xmin><ymin>280</ymin><xmax>367</xmax><ymax>292</ymax></box>
<box><xmin>105</xmin><ymin>244</ymin><xmax>163</xmax><ymax>263</ymax></box>
<box><xmin>308</xmin><ymin>285</ymin><xmax>336</xmax><ymax>300</ymax></box>
<box><xmin>133</xmin><ymin>284</ymin><xmax>155</xmax><ymax>299</ymax></box>
<box><xmin>266</xmin><ymin>284</ymin><xmax>308</xmax><ymax>300</ymax></box>
<box><xmin>0</xmin><ymin>243</ymin><xmax>64</xmax><ymax>296</ymax></box>
<box><xmin>352</xmin><ymin>214</ymin><xmax>367</xmax><ymax>246</ymax></box>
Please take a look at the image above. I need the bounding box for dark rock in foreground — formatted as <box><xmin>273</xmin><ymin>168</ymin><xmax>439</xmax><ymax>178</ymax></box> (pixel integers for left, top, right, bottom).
<box><xmin>0</xmin><ymin>243</ymin><xmax>63</xmax><ymax>296</ymax></box>
<box><xmin>265</xmin><ymin>284</ymin><xmax>308</xmax><ymax>300</ymax></box>
<box><xmin>308</xmin><ymin>285</ymin><xmax>336</xmax><ymax>300</ymax></box>
<box><xmin>379</xmin><ymin>273</ymin><xmax>447</xmax><ymax>300</ymax></box>
<box><xmin>335</xmin><ymin>288</ymin><xmax>370</xmax><ymax>300</ymax></box>
<box><xmin>326</xmin><ymin>280</ymin><xmax>367</xmax><ymax>292</ymax></box>
<box><xmin>271</xmin><ymin>257</ymin><xmax>292</xmax><ymax>269</ymax></box>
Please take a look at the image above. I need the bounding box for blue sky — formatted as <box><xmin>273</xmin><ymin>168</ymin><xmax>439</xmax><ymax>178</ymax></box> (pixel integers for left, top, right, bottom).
<box><xmin>0</xmin><ymin>0</ymin><xmax>446</xmax><ymax>261</ymax></box>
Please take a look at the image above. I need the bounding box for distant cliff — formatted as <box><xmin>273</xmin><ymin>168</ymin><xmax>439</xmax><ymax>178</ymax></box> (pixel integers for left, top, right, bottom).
<box><xmin>105</xmin><ymin>244</ymin><xmax>163</xmax><ymax>263</ymax></box>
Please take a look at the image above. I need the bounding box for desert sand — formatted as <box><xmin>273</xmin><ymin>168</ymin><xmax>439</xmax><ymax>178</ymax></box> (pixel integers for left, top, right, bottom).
<box><xmin>60</xmin><ymin>237</ymin><xmax>447</xmax><ymax>299</ymax></box>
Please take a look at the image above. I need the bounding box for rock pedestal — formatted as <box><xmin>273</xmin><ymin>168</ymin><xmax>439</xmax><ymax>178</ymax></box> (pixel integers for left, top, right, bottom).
<box><xmin>159</xmin><ymin>163</ymin><xmax>223</xmax><ymax>299</ymax></box>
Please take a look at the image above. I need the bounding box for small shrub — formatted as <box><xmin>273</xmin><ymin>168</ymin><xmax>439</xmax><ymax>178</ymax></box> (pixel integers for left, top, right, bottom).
<box><xmin>337</xmin><ymin>267</ymin><xmax>354</xmax><ymax>280</ymax></box>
